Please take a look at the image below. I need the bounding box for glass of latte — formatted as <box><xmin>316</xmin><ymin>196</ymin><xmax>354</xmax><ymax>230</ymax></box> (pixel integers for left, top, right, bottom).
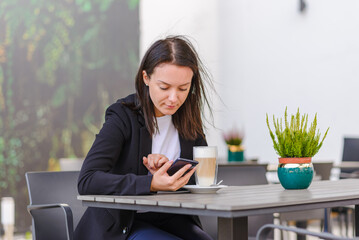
<box><xmin>193</xmin><ymin>146</ymin><xmax>217</xmax><ymax>187</ymax></box>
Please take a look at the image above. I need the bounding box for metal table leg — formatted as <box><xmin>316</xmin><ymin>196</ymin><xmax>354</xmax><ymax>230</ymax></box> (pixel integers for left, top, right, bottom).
<box><xmin>355</xmin><ymin>205</ymin><xmax>359</xmax><ymax>237</ymax></box>
<box><xmin>218</xmin><ymin>216</ymin><xmax>248</xmax><ymax>240</ymax></box>
<box><xmin>324</xmin><ymin>208</ymin><xmax>332</xmax><ymax>233</ymax></box>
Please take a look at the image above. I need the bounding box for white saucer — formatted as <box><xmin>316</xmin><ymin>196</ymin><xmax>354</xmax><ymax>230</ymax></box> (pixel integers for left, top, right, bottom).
<box><xmin>183</xmin><ymin>185</ymin><xmax>228</xmax><ymax>194</ymax></box>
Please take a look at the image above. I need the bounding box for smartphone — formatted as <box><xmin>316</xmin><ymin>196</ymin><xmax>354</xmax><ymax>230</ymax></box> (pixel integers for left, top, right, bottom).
<box><xmin>167</xmin><ymin>158</ymin><xmax>199</xmax><ymax>176</ymax></box>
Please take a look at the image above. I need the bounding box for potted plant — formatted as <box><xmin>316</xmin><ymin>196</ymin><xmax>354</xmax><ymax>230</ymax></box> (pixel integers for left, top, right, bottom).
<box><xmin>266</xmin><ymin>107</ymin><xmax>329</xmax><ymax>189</ymax></box>
<box><xmin>223</xmin><ymin>127</ymin><xmax>245</xmax><ymax>162</ymax></box>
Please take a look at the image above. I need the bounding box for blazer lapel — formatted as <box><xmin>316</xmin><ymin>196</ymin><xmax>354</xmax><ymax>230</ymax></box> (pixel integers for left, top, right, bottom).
<box><xmin>138</xmin><ymin>114</ymin><xmax>151</xmax><ymax>175</ymax></box>
<box><xmin>180</xmin><ymin>136</ymin><xmax>197</xmax><ymax>184</ymax></box>
<box><xmin>179</xmin><ymin>136</ymin><xmax>194</xmax><ymax>160</ymax></box>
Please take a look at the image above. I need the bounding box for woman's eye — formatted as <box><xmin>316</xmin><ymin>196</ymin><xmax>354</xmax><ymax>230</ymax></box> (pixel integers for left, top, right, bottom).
<box><xmin>179</xmin><ymin>88</ymin><xmax>188</xmax><ymax>91</ymax></box>
<box><xmin>160</xmin><ymin>87</ymin><xmax>168</xmax><ymax>90</ymax></box>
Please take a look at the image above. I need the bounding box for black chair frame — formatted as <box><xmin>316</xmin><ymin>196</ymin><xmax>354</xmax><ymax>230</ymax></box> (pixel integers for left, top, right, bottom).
<box><xmin>26</xmin><ymin>171</ymin><xmax>85</xmax><ymax>240</ymax></box>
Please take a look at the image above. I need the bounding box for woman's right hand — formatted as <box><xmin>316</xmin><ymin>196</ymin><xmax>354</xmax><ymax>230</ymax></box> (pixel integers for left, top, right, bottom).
<box><xmin>143</xmin><ymin>154</ymin><xmax>169</xmax><ymax>175</ymax></box>
<box><xmin>150</xmin><ymin>160</ymin><xmax>196</xmax><ymax>192</ymax></box>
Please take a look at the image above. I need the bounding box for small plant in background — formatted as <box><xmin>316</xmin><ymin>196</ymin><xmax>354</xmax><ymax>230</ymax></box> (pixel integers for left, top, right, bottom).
<box><xmin>223</xmin><ymin>127</ymin><xmax>244</xmax><ymax>146</ymax></box>
<box><xmin>223</xmin><ymin>126</ymin><xmax>245</xmax><ymax>162</ymax></box>
<box><xmin>266</xmin><ymin>107</ymin><xmax>329</xmax><ymax>158</ymax></box>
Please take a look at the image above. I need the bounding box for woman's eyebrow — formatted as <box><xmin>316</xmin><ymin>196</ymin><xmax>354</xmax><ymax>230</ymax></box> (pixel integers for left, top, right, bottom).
<box><xmin>157</xmin><ymin>80</ymin><xmax>191</xmax><ymax>86</ymax></box>
<box><xmin>179</xmin><ymin>82</ymin><xmax>191</xmax><ymax>86</ymax></box>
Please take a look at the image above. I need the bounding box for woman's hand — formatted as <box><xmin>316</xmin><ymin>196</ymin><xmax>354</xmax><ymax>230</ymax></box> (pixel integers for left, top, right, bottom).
<box><xmin>143</xmin><ymin>154</ymin><xmax>169</xmax><ymax>175</ymax></box>
<box><xmin>150</xmin><ymin>160</ymin><xmax>196</xmax><ymax>192</ymax></box>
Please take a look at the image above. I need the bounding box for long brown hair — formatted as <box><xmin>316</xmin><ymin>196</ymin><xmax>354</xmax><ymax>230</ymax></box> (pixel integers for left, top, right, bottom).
<box><xmin>134</xmin><ymin>36</ymin><xmax>212</xmax><ymax>141</ymax></box>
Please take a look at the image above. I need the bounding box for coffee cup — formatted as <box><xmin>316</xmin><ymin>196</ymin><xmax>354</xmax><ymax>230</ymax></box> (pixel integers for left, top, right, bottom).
<box><xmin>193</xmin><ymin>146</ymin><xmax>217</xmax><ymax>187</ymax></box>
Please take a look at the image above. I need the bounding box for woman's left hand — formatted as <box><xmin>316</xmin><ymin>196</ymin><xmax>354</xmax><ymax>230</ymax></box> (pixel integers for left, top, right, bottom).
<box><xmin>150</xmin><ymin>160</ymin><xmax>196</xmax><ymax>192</ymax></box>
<box><xmin>143</xmin><ymin>154</ymin><xmax>169</xmax><ymax>174</ymax></box>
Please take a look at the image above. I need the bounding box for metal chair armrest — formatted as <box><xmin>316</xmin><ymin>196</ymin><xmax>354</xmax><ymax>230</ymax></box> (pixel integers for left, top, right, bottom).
<box><xmin>256</xmin><ymin>224</ymin><xmax>356</xmax><ymax>240</ymax></box>
<box><xmin>27</xmin><ymin>203</ymin><xmax>74</xmax><ymax>240</ymax></box>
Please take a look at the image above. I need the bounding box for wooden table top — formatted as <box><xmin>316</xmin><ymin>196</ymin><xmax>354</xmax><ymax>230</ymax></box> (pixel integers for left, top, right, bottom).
<box><xmin>79</xmin><ymin>179</ymin><xmax>359</xmax><ymax>218</ymax></box>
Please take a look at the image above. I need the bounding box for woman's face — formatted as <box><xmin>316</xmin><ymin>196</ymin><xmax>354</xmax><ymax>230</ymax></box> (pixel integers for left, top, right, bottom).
<box><xmin>143</xmin><ymin>63</ymin><xmax>193</xmax><ymax>117</ymax></box>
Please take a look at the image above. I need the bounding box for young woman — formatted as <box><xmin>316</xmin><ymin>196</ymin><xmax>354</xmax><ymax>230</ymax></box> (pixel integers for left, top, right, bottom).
<box><xmin>75</xmin><ymin>36</ymin><xmax>213</xmax><ymax>240</ymax></box>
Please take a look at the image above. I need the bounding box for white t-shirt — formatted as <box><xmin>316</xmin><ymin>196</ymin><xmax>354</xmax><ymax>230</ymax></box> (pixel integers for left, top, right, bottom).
<box><xmin>138</xmin><ymin>115</ymin><xmax>180</xmax><ymax>213</ymax></box>
<box><xmin>151</xmin><ymin>115</ymin><xmax>180</xmax><ymax>161</ymax></box>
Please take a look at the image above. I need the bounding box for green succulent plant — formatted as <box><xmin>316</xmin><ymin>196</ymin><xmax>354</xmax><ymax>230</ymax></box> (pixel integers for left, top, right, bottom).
<box><xmin>266</xmin><ymin>107</ymin><xmax>329</xmax><ymax>158</ymax></box>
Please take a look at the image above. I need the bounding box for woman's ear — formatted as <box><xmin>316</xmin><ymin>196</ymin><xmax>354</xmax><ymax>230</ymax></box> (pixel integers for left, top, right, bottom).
<box><xmin>142</xmin><ymin>71</ymin><xmax>149</xmax><ymax>86</ymax></box>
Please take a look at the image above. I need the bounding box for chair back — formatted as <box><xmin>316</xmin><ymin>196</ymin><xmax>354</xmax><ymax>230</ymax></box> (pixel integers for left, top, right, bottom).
<box><xmin>217</xmin><ymin>165</ymin><xmax>268</xmax><ymax>185</ymax></box>
<box><xmin>342</xmin><ymin>137</ymin><xmax>359</xmax><ymax>173</ymax></box>
<box><xmin>26</xmin><ymin>171</ymin><xmax>86</xmax><ymax>240</ymax></box>
<box><xmin>342</xmin><ymin>137</ymin><xmax>359</xmax><ymax>162</ymax></box>
<box><xmin>200</xmin><ymin>165</ymin><xmax>273</xmax><ymax>239</ymax></box>
<box><xmin>312</xmin><ymin>162</ymin><xmax>333</xmax><ymax>180</ymax></box>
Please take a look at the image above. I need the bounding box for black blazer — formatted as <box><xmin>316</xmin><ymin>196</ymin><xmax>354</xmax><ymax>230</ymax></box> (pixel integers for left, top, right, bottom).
<box><xmin>74</xmin><ymin>94</ymin><xmax>207</xmax><ymax>240</ymax></box>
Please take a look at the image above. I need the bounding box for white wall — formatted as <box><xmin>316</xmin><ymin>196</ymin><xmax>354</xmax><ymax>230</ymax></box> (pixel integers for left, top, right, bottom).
<box><xmin>140</xmin><ymin>0</ymin><xmax>359</xmax><ymax>164</ymax></box>
<box><xmin>219</xmin><ymin>0</ymin><xmax>359</xmax><ymax>164</ymax></box>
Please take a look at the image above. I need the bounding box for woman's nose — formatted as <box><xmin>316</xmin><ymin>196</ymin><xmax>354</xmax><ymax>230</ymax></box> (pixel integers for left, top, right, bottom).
<box><xmin>168</xmin><ymin>90</ymin><xmax>178</xmax><ymax>102</ymax></box>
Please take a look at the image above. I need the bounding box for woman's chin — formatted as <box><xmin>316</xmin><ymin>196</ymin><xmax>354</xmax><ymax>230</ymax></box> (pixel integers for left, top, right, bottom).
<box><xmin>160</xmin><ymin>109</ymin><xmax>177</xmax><ymax>116</ymax></box>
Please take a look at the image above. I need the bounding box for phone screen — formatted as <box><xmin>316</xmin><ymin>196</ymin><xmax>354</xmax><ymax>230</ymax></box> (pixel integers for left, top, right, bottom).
<box><xmin>167</xmin><ymin>158</ymin><xmax>198</xmax><ymax>176</ymax></box>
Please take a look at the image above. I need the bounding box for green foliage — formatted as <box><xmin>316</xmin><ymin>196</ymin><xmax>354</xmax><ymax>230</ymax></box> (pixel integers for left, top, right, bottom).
<box><xmin>0</xmin><ymin>0</ymin><xmax>139</xmax><ymax>230</ymax></box>
<box><xmin>223</xmin><ymin>127</ymin><xmax>244</xmax><ymax>146</ymax></box>
<box><xmin>128</xmin><ymin>0</ymin><xmax>140</xmax><ymax>10</ymax></box>
<box><xmin>226</xmin><ymin>138</ymin><xmax>243</xmax><ymax>146</ymax></box>
<box><xmin>266</xmin><ymin>107</ymin><xmax>329</xmax><ymax>158</ymax></box>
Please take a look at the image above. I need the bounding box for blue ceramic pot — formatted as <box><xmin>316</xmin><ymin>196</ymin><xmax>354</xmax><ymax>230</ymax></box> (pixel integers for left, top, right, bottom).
<box><xmin>277</xmin><ymin>159</ymin><xmax>313</xmax><ymax>189</ymax></box>
<box><xmin>227</xmin><ymin>145</ymin><xmax>244</xmax><ymax>162</ymax></box>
